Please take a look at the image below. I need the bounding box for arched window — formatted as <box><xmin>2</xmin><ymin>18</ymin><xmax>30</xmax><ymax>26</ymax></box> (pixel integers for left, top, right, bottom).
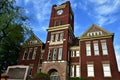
<box><xmin>49</xmin><ymin>69</ymin><xmax>60</xmax><ymax>80</ymax></box>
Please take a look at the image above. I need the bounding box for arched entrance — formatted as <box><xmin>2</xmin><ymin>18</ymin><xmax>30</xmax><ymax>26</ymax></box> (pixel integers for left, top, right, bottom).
<box><xmin>48</xmin><ymin>69</ymin><xmax>60</xmax><ymax>80</ymax></box>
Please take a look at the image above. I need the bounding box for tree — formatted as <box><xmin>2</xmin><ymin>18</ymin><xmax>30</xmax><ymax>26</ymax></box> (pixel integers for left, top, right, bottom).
<box><xmin>0</xmin><ymin>0</ymin><xmax>32</xmax><ymax>73</ymax></box>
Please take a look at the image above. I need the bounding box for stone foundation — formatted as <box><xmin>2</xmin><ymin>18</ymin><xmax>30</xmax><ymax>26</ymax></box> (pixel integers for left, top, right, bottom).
<box><xmin>42</xmin><ymin>61</ymin><xmax>68</xmax><ymax>80</ymax></box>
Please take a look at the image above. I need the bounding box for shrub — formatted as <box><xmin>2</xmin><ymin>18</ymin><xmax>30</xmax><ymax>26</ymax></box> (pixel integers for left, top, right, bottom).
<box><xmin>70</xmin><ymin>77</ymin><xmax>87</xmax><ymax>80</ymax></box>
<box><xmin>32</xmin><ymin>72</ymin><xmax>50</xmax><ymax>80</ymax></box>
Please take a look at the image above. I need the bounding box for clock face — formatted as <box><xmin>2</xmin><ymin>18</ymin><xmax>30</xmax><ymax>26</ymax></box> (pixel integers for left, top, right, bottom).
<box><xmin>57</xmin><ymin>10</ymin><xmax>63</xmax><ymax>15</ymax></box>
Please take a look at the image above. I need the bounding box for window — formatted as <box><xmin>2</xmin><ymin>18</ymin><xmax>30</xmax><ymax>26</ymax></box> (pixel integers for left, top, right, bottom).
<box><xmin>87</xmin><ymin>31</ymin><xmax>102</xmax><ymax>37</ymax></box>
<box><xmin>54</xmin><ymin>21</ymin><xmax>59</xmax><ymax>26</ymax></box>
<box><xmin>71</xmin><ymin>65</ymin><xmax>74</xmax><ymax>77</ymax></box>
<box><xmin>60</xmin><ymin>33</ymin><xmax>63</xmax><ymax>41</ymax></box>
<box><xmin>103</xmin><ymin>64</ymin><xmax>111</xmax><ymax>77</ymax></box>
<box><xmin>58</xmin><ymin>48</ymin><xmax>62</xmax><ymax>60</ymax></box>
<box><xmin>40</xmin><ymin>53</ymin><xmax>43</xmax><ymax>59</ymax></box>
<box><xmin>71</xmin><ymin>51</ymin><xmax>75</xmax><ymax>57</ymax></box>
<box><xmin>54</xmin><ymin>20</ymin><xmax>62</xmax><ymax>26</ymax></box>
<box><xmin>55</xmin><ymin>34</ymin><xmax>59</xmax><ymax>41</ymax></box>
<box><xmin>47</xmin><ymin>49</ymin><xmax>52</xmax><ymax>60</ymax></box>
<box><xmin>53</xmin><ymin>48</ymin><xmax>57</xmax><ymax>60</ymax></box>
<box><xmin>27</xmin><ymin>48</ymin><xmax>32</xmax><ymax>60</ymax></box>
<box><xmin>23</xmin><ymin>48</ymin><xmax>28</xmax><ymax>60</ymax></box>
<box><xmin>76</xmin><ymin>50</ymin><xmax>80</xmax><ymax>57</ymax></box>
<box><xmin>32</xmin><ymin>47</ymin><xmax>37</xmax><ymax>60</ymax></box>
<box><xmin>76</xmin><ymin>65</ymin><xmax>80</xmax><ymax>77</ymax></box>
<box><xmin>94</xmin><ymin>42</ymin><xmax>99</xmax><ymax>55</ymax></box>
<box><xmin>86</xmin><ymin>43</ymin><xmax>91</xmax><ymax>56</ymax></box>
<box><xmin>50</xmin><ymin>34</ymin><xmax>54</xmax><ymax>42</ymax></box>
<box><xmin>87</xmin><ymin>64</ymin><xmax>94</xmax><ymax>77</ymax></box>
<box><xmin>101</xmin><ymin>41</ymin><xmax>108</xmax><ymax>55</ymax></box>
<box><xmin>60</xmin><ymin>20</ymin><xmax>62</xmax><ymax>25</ymax></box>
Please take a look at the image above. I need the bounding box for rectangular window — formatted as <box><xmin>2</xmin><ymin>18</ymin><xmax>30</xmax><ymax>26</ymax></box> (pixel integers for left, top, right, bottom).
<box><xmin>86</xmin><ymin>43</ymin><xmax>91</xmax><ymax>56</ymax></box>
<box><xmin>94</xmin><ymin>42</ymin><xmax>99</xmax><ymax>55</ymax></box>
<box><xmin>47</xmin><ymin>49</ymin><xmax>52</xmax><ymax>60</ymax></box>
<box><xmin>60</xmin><ymin>20</ymin><xmax>62</xmax><ymax>25</ymax></box>
<box><xmin>50</xmin><ymin>34</ymin><xmax>54</xmax><ymax>42</ymax></box>
<box><xmin>27</xmin><ymin>48</ymin><xmax>32</xmax><ymax>60</ymax></box>
<box><xmin>53</xmin><ymin>48</ymin><xmax>57</xmax><ymax>60</ymax></box>
<box><xmin>23</xmin><ymin>48</ymin><xmax>28</xmax><ymax>60</ymax></box>
<box><xmin>87</xmin><ymin>64</ymin><xmax>94</xmax><ymax>77</ymax></box>
<box><xmin>76</xmin><ymin>50</ymin><xmax>80</xmax><ymax>57</ymax></box>
<box><xmin>55</xmin><ymin>33</ymin><xmax>59</xmax><ymax>41</ymax></box>
<box><xmin>60</xmin><ymin>33</ymin><xmax>63</xmax><ymax>41</ymax></box>
<box><xmin>54</xmin><ymin>21</ymin><xmax>59</xmax><ymax>26</ymax></box>
<box><xmin>76</xmin><ymin>65</ymin><xmax>80</xmax><ymax>77</ymax></box>
<box><xmin>103</xmin><ymin>64</ymin><xmax>111</xmax><ymax>77</ymax></box>
<box><xmin>58</xmin><ymin>48</ymin><xmax>62</xmax><ymax>60</ymax></box>
<box><xmin>32</xmin><ymin>47</ymin><xmax>37</xmax><ymax>60</ymax></box>
<box><xmin>71</xmin><ymin>65</ymin><xmax>74</xmax><ymax>77</ymax></box>
<box><xmin>71</xmin><ymin>51</ymin><xmax>75</xmax><ymax>57</ymax></box>
<box><xmin>101</xmin><ymin>41</ymin><xmax>108</xmax><ymax>55</ymax></box>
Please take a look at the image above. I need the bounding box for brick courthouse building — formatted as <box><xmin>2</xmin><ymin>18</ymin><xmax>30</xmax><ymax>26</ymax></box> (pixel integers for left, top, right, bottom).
<box><xmin>18</xmin><ymin>1</ymin><xmax>120</xmax><ymax>80</ymax></box>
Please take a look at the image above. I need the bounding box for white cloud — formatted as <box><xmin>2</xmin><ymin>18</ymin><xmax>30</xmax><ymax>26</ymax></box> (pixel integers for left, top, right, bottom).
<box><xmin>89</xmin><ymin>0</ymin><xmax>107</xmax><ymax>5</ymax></box>
<box><xmin>95</xmin><ymin>0</ymin><xmax>120</xmax><ymax>15</ymax></box>
<box><xmin>24</xmin><ymin>0</ymin><xmax>29</xmax><ymax>4</ymax></box>
<box><xmin>32</xmin><ymin>0</ymin><xmax>51</xmax><ymax>22</ymax></box>
<box><xmin>79</xmin><ymin>0</ymin><xmax>120</xmax><ymax>26</ymax></box>
<box><xmin>95</xmin><ymin>0</ymin><xmax>120</xmax><ymax>25</ymax></box>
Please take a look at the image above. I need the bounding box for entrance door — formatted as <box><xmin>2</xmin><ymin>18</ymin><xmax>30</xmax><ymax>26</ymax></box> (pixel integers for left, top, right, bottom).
<box><xmin>49</xmin><ymin>70</ymin><xmax>60</xmax><ymax>80</ymax></box>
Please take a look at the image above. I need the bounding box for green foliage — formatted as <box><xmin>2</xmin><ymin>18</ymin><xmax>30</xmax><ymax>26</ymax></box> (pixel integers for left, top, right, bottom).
<box><xmin>0</xmin><ymin>0</ymin><xmax>32</xmax><ymax>73</ymax></box>
<box><xmin>32</xmin><ymin>72</ymin><xmax>50</xmax><ymax>80</ymax></box>
<box><xmin>70</xmin><ymin>77</ymin><xmax>87</xmax><ymax>80</ymax></box>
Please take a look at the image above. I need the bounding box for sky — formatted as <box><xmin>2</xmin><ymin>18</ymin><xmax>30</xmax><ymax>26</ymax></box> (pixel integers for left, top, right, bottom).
<box><xmin>16</xmin><ymin>0</ymin><xmax>120</xmax><ymax>71</ymax></box>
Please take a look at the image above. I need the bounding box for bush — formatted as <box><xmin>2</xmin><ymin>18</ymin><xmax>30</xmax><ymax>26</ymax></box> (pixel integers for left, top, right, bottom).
<box><xmin>32</xmin><ymin>72</ymin><xmax>50</xmax><ymax>80</ymax></box>
<box><xmin>70</xmin><ymin>77</ymin><xmax>87</xmax><ymax>80</ymax></box>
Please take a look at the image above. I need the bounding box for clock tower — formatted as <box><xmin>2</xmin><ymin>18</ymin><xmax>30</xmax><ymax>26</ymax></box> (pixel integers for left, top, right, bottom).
<box><xmin>42</xmin><ymin>1</ymin><xmax>74</xmax><ymax>80</ymax></box>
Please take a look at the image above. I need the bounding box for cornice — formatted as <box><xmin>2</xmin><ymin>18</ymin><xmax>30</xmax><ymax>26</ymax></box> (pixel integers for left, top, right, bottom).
<box><xmin>54</xmin><ymin>4</ymin><xmax>66</xmax><ymax>10</ymax></box>
<box><xmin>79</xmin><ymin>35</ymin><xmax>113</xmax><ymax>41</ymax></box>
<box><xmin>47</xmin><ymin>24</ymin><xmax>72</xmax><ymax>32</ymax></box>
<box><xmin>70</xmin><ymin>46</ymin><xmax>80</xmax><ymax>50</ymax></box>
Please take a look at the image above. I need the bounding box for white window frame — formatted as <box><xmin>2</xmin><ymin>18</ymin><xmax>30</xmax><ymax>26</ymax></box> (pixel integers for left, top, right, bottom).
<box><xmin>76</xmin><ymin>50</ymin><xmax>80</xmax><ymax>57</ymax></box>
<box><xmin>71</xmin><ymin>65</ymin><xmax>74</xmax><ymax>77</ymax></box>
<box><xmin>27</xmin><ymin>48</ymin><xmax>32</xmax><ymax>60</ymax></box>
<box><xmin>47</xmin><ymin>49</ymin><xmax>52</xmax><ymax>60</ymax></box>
<box><xmin>60</xmin><ymin>33</ymin><xmax>63</xmax><ymax>41</ymax></box>
<box><xmin>55</xmin><ymin>33</ymin><xmax>59</xmax><ymax>41</ymax></box>
<box><xmin>76</xmin><ymin>65</ymin><xmax>80</xmax><ymax>77</ymax></box>
<box><xmin>71</xmin><ymin>51</ymin><xmax>75</xmax><ymax>57</ymax></box>
<box><xmin>23</xmin><ymin>48</ymin><xmax>28</xmax><ymax>60</ymax></box>
<box><xmin>53</xmin><ymin>48</ymin><xmax>57</xmax><ymax>60</ymax></box>
<box><xmin>32</xmin><ymin>47</ymin><xmax>37</xmax><ymax>60</ymax></box>
<box><xmin>50</xmin><ymin>34</ymin><xmax>54</xmax><ymax>42</ymax></box>
<box><xmin>58</xmin><ymin>48</ymin><xmax>62</xmax><ymax>60</ymax></box>
<box><xmin>86</xmin><ymin>43</ymin><xmax>91</xmax><ymax>56</ymax></box>
<box><xmin>103</xmin><ymin>63</ymin><xmax>112</xmax><ymax>77</ymax></box>
<box><xmin>93</xmin><ymin>42</ymin><xmax>99</xmax><ymax>55</ymax></box>
<box><xmin>87</xmin><ymin>64</ymin><xmax>94</xmax><ymax>77</ymax></box>
<box><xmin>101</xmin><ymin>41</ymin><xmax>108</xmax><ymax>55</ymax></box>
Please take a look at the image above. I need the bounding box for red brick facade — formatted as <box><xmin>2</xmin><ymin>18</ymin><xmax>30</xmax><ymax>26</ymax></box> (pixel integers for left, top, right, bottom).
<box><xmin>18</xmin><ymin>1</ymin><xmax>120</xmax><ymax>80</ymax></box>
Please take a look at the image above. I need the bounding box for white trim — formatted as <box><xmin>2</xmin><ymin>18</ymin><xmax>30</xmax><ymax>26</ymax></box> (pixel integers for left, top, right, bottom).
<box><xmin>49</xmin><ymin>41</ymin><xmax>63</xmax><ymax>45</ymax></box>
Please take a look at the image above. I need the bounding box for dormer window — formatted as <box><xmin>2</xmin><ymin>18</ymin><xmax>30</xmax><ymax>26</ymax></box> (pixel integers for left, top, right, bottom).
<box><xmin>87</xmin><ymin>31</ymin><xmax>102</xmax><ymax>37</ymax></box>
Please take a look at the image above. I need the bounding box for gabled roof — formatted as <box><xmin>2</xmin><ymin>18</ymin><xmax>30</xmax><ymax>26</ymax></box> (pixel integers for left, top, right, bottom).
<box><xmin>22</xmin><ymin>33</ymin><xmax>43</xmax><ymax>47</ymax></box>
<box><xmin>78</xmin><ymin>24</ymin><xmax>114</xmax><ymax>40</ymax></box>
